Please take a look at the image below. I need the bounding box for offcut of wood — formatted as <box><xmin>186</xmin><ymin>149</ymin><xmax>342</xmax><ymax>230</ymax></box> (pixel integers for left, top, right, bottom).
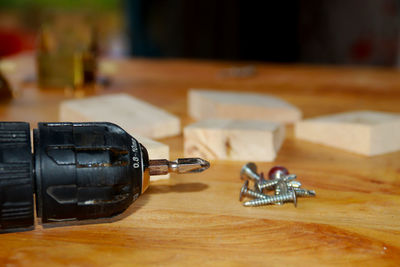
<box><xmin>188</xmin><ymin>89</ymin><xmax>302</xmax><ymax>124</ymax></box>
<box><xmin>59</xmin><ymin>93</ymin><xmax>180</xmax><ymax>139</ymax></box>
<box><xmin>134</xmin><ymin>135</ymin><xmax>170</xmax><ymax>180</ymax></box>
<box><xmin>295</xmin><ymin>110</ymin><xmax>400</xmax><ymax>156</ymax></box>
<box><xmin>184</xmin><ymin>118</ymin><xmax>285</xmax><ymax>161</ymax></box>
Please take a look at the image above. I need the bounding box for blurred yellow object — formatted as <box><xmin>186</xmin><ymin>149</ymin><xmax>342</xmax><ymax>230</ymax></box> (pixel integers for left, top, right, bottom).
<box><xmin>36</xmin><ymin>25</ymin><xmax>98</xmax><ymax>90</ymax></box>
<box><xmin>99</xmin><ymin>60</ymin><xmax>118</xmax><ymax>75</ymax></box>
<box><xmin>0</xmin><ymin>60</ymin><xmax>17</xmax><ymax>73</ymax></box>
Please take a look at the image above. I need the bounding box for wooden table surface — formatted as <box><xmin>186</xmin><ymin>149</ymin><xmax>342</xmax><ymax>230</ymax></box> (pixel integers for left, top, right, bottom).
<box><xmin>0</xmin><ymin>54</ymin><xmax>400</xmax><ymax>266</ymax></box>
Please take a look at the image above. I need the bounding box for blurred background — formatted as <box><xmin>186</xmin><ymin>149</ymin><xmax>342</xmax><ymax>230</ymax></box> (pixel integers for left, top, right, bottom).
<box><xmin>0</xmin><ymin>0</ymin><xmax>399</xmax><ymax>66</ymax></box>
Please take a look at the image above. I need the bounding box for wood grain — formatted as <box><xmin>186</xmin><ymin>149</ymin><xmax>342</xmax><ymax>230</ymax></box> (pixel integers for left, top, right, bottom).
<box><xmin>188</xmin><ymin>89</ymin><xmax>302</xmax><ymax>123</ymax></box>
<box><xmin>295</xmin><ymin>110</ymin><xmax>400</xmax><ymax>156</ymax></box>
<box><xmin>59</xmin><ymin>93</ymin><xmax>181</xmax><ymax>139</ymax></box>
<box><xmin>0</xmin><ymin>54</ymin><xmax>399</xmax><ymax>266</ymax></box>
<box><xmin>184</xmin><ymin>118</ymin><xmax>285</xmax><ymax>161</ymax></box>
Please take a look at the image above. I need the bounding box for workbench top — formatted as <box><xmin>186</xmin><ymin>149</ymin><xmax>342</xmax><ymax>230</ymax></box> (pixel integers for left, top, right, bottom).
<box><xmin>0</xmin><ymin>55</ymin><xmax>399</xmax><ymax>266</ymax></box>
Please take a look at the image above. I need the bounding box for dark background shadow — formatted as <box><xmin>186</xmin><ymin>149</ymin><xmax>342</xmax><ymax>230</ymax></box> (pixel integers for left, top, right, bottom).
<box><xmin>124</xmin><ymin>0</ymin><xmax>400</xmax><ymax>66</ymax></box>
<box><xmin>0</xmin><ymin>0</ymin><xmax>398</xmax><ymax>66</ymax></box>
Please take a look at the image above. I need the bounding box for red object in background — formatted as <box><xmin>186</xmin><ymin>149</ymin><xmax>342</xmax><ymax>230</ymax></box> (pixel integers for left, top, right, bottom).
<box><xmin>0</xmin><ymin>29</ymin><xmax>35</xmax><ymax>57</ymax></box>
<box><xmin>268</xmin><ymin>166</ymin><xmax>289</xmax><ymax>180</ymax></box>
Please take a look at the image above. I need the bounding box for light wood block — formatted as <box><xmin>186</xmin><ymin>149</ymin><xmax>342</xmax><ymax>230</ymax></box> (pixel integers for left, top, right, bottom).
<box><xmin>184</xmin><ymin>119</ymin><xmax>285</xmax><ymax>161</ymax></box>
<box><xmin>135</xmin><ymin>135</ymin><xmax>170</xmax><ymax>180</ymax></box>
<box><xmin>188</xmin><ymin>89</ymin><xmax>302</xmax><ymax>124</ymax></box>
<box><xmin>295</xmin><ymin>110</ymin><xmax>400</xmax><ymax>156</ymax></box>
<box><xmin>60</xmin><ymin>93</ymin><xmax>180</xmax><ymax>139</ymax></box>
<box><xmin>0</xmin><ymin>53</ymin><xmax>35</xmax><ymax>95</ymax></box>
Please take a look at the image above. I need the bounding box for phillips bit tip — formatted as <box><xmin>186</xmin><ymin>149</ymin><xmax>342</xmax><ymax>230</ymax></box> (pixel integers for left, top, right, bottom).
<box><xmin>149</xmin><ymin>158</ymin><xmax>210</xmax><ymax>176</ymax></box>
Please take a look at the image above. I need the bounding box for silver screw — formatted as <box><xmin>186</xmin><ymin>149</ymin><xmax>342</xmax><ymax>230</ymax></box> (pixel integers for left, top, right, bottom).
<box><xmin>253</xmin><ymin>171</ymin><xmax>266</xmax><ymax>193</ymax></box>
<box><xmin>240</xmin><ymin>162</ymin><xmax>260</xmax><ymax>182</ymax></box>
<box><xmin>243</xmin><ymin>190</ymin><xmax>297</xmax><ymax>207</ymax></box>
<box><xmin>253</xmin><ymin>182</ymin><xmax>262</xmax><ymax>193</ymax></box>
<box><xmin>287</xmin><ymin>180</ymin><xmax>302</xmax><ymax>188</ymax></box>
<box><xmin>257</xmin><ymin>174</ymin><xmax>297</xmax><ymax>191</ymax></box>
<box><xmin>293</xmin><ymin>188</ymin><xmax>316</xmax><ymax>197</ymax></box>
<box><xmin>239</xmin><ymin>180</ymin><xmax>270</xmax><ymax>201</ymax></box>
<box><xmin>274</xmin><ymin>178</ymin><xmax>301</xmax><ymax>205</ymax></box>
<box><xmin>274</xmin><ymin>179</ymin><xmax>288</xmax><ymax>205</ymax></box>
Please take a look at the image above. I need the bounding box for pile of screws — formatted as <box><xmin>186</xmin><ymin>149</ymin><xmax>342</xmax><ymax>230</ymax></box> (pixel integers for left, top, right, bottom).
<box><xmin>239</xmin><ymin>163</ymin><xmax>316</xmax><ymax>207</ymax></box>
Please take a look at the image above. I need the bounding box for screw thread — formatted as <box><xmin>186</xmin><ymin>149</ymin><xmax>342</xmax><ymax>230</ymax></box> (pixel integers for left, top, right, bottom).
<box><xmin>293</xmin><ymin>188</ymin><xmax>316</xmax><ymax>197</ymax></box>
<box><xmin>258</xmin><ymin>179</ymin><xmax>278</xmax><ymax>190</ymax></box>
<box><xmin>244</xmin><ymin>188</ymin><xmax>269</xmax><ymax>199</ymax></box>
<box><xmin>258</xmin><ymin>174</ymin><xmax>297</xmax><ymax>190</ymax></box>
<box><xmin>243</xmin><ymin>193</ymin><xmax>294</xmax><ymax>207</ymax></box>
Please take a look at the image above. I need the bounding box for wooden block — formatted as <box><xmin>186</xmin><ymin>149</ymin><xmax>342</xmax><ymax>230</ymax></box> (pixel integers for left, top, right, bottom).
<box><xmin>60</xmin><ymin>93</ymin><xmax>180</xmax><ymax>139</ymax></box>
<box><xmin>0</xmin><ymin>54</ymin><xmax>35</xmax><ymax>95</ymax></box>
<box><xmin>184</xmin><ymin>119</ymin><xmax>285</xmax><ymax>161</ymax></box>
<box><xmin>295</xmin><ymin>110</ymin><xmax>400</xmax><ymax>156</ymax></box>
<box><xmin>135</xmin><ymin>135</ymin><xmax>170</xmax><ymax>180</ymax></box>
<box><xmin>188</xmin><ymin>89</ymin><xmax>302</xmax><ymax>124</ymax></box>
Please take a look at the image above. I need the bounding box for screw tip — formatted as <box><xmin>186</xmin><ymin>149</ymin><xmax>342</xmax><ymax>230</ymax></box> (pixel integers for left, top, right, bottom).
<box><xmin>242</xmin><ymin>201</ymin><xmax>252</xmax><ymax>207</ymax></box>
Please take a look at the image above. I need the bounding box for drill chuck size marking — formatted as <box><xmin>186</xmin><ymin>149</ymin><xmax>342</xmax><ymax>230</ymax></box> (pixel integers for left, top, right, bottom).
<box><xmin>131</xmin><ymin>138</ymin><xmax>140</xmax><ymax>169</ymax></box>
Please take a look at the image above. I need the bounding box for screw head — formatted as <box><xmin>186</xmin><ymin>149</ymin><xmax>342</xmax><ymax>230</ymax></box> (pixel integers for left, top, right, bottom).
<box><xmin>291</xmin><ymin>189</ymin><xmax>297</xmax><ymax>207</ymax></box>
<box><xmin>274</xmin><ymin>178</ymin><xmax>289</xmax><ymax>205</ymax></box>
<box><xmin>268</xmin><ymin>166</ymin><xmax>289</xmax><ymax>180</ymax></box>
<box><xmin>239</xmin><ymin>180</ymin><xmax>249</xmax><ymax>201</ymax></box>
<box><xmin>240</xmin><ymin>162</ymin><xmax>258</xmax><ymax>181</ymax></box>
<box><xmin>287</xmin><ymin>180</ymin><xmax>302</xmax><ymax>188</ymax></box>
<box><xmin>256</xmin><ymin>172</ymin><xmax>266</xmax><ymax>192</ymax></box>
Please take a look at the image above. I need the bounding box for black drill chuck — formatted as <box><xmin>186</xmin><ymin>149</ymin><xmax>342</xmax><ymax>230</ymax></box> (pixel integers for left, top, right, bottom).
<box><xmin>0</xmin><ymin>122</ymin><xmax>209</xmax><ymax>233</ymax></box>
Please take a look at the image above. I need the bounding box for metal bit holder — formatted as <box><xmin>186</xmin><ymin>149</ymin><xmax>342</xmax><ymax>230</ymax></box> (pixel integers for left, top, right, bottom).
<box><xmin>149</xmin><ymin>158</ymin><xmax>210</xmax><ymax>176</ymax></box>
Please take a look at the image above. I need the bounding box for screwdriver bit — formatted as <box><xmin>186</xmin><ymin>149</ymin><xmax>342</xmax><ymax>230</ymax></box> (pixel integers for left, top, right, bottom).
<box><xmin>149</xmin><ymin>158</ymin><xmax>210</xmax><ymax>175</ymax></box>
